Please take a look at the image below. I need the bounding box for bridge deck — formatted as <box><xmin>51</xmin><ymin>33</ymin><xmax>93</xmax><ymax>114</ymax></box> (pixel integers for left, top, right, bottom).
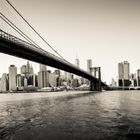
<box><xmin>0</xmin><ymin>30</ymin><xmax>109</xmax><ymax>88</ymax></box>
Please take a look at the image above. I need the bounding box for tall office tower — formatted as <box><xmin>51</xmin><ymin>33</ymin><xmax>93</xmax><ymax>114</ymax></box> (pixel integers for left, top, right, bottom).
<box><xmin>137</xmin><ymin>69</ymin><xmax>140</xmax><ymax>79</ymax></box>
<box><xmin>1</xmin><ymin>73</ymin><xmax>8</xmax><ymax>92</ymax></box>
<box><xmin>20</xmin><ymin>65</ymin><xmax>26</xmax><ymax>75</ymax></box>
<box><xmin>20</xmin><ymin>61</ymin><xmax>34</xmax><ymax>86</ymax></box>
<box><xmin>118</xmin><ymin>63</ymin><xmax>124</xmax><ymax>80</ymax></box>
<box><xmin>21</xmin><ymin>61</ymin><xmax>34</xmax><ymax>76</ymax></box>
<box><xmin>130</xmin><ymin>73</ymin><xmax>137</xmax><ymax>87</ymax></box>
<box><xmin>63</xmin><ymin>71</ymin><xmax>73</xmax><ymax>86</ymax></box>
<box><xmin>9</xmin><ymin>65</ymin><xmax>17</xmax><ymax>91</ymax></box>
<box><xmin>87</xmin><ymin>59</ymin><xmax>92</xmax><ymax>73</ymax></box>
<box><xmin>54</xmin><ymin>70</ymin><xmax>61</xmax><ymax>77</ymax></box>
<box><xmin>26</xmin><ymin>61</ymin><xmax>34</xmax><ymax>75</ymax></box>
<box><xmin>74</xmin><ymin>58</ymin><xmax>80</xmax><ymax>79</ymax></box>
<box><xmin>123</xmin><ymin>61</ymin><xmax>130</xmax><ymax>79</ymax></box>
<box><xmin>49</xmin><ymin>72</ymin><xmax>57</xmax><ymax>87</ymax></box>
<box><xmin>17</xmin><ymin>74</ymin><xmax>24</xmax><ymax>89</ymax></box>
<box><xmin>75</xmin><ymin>58</ymin><xmax>80</xmax><ymax>68</ymax></box>
<box><xmin>118</xmin><ymin>61</ymin><xmax>130</xmax><ymax>87</ymax></box>
<box><xmin>38</xmin><ymin>64</ymin><xmax>49</xmax><ymax>88</ymax></box>
<box><xmin>26</xmin><ymin>61</ymin><xmax>31</xmax><ymax>74</ymax></box>
<box><xmin>137</xmin><ymin>69</ymin><xmax>140</xmax><ymax>86</ymax></box>
<box><xmin>54</xmin><ymin>70</ymin><xmax>62</xmax><ymax>86</ymax></box>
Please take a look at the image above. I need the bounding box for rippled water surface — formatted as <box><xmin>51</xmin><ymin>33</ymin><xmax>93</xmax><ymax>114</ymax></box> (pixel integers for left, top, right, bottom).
<box><xmin>0</xmin><ymin>91</ymin><xmax>140</xmax><ymax>140</ymax></box>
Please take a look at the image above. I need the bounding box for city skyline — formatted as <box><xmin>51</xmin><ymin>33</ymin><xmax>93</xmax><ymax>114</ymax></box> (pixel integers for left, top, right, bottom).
<box><xmin>0</xmin><ymin>60</ymin><xmax>89</xmax><ymax>92</ymax></box>
<box><xmin>0</xmin><ymin>0</ymin><xmax>140</xmax><ymax>84</ymax></box>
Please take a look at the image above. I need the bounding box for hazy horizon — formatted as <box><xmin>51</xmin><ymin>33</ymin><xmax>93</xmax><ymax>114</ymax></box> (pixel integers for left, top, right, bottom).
<box><xmin>0</xmin><ymin>0</ymin><xmax>140</xmax><ymax>84</ymax></box>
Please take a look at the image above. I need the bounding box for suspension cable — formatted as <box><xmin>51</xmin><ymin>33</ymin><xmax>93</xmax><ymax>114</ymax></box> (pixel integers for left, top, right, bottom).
<box><xmin>5</xmin><ymin>0</ymin><xmax>66</xmax><ymax>60</ymax></box>
<box><xmin>0</xmin><ymin>12</ymin><xmax>41</xmax><ymax>48</ymax></box>
<box><xmin>0</xmin><ymin>15</ymin><xmax>34</xmax><ymax>44</ymax></box>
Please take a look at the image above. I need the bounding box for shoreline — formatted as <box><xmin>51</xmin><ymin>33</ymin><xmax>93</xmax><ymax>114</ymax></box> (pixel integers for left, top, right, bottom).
<box><xmin>0</xmin><ymin>90</ymin><xmax>97</xmax><ymax>103</ymax></box>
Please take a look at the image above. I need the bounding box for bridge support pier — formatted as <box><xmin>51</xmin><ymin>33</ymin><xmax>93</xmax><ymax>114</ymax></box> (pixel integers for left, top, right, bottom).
<box><xmin>90</xmin><ymin>67</ymin><xmax>101</xmax><ymax>91</ymax></box>
<box><xmin>90</xmin><ymin>80</ymin><xmax>101</xmax><ymax>91</ymax></box>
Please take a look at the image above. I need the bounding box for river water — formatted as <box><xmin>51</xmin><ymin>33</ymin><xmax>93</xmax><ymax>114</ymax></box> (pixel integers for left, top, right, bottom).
<box><xmin>0</xmin><ymin>90</ymin><xmax>140</xmax><ymax>140</ymax></box>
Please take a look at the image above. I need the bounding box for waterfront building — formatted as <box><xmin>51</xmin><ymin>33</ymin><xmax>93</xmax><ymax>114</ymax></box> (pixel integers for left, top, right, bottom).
<box><xmin>38</xmin><ymin>64</ymin><xmax>49</xmax><ymax>88</ymax></box>
<box><xmin>17</xmin><ymin>74</ymin><xmax>24</xmax><ymax>90</ymax></box>
<box><xmin>111</xmin><ymin>78</ymin><xmax>117</xmax><ymax>87</ymax></box>
<box><xmin>130</xmin><ymin>73</ymin><xmax>137</xmax><ymax>87</ymax></box>
<box><xmin>55</xmin><ymin>69</ymin><xmax>61</xmax><ymax>77</ymax></box>
<box><xmin>1</xmin><ymin>73</ymin><xmax>8</xmax><ymax>92</ymax></box>
<box><xmin>118</xmin><ymin>61</ymin><xmax>130</xmax><ymax>87</ymax></box>
<box><xmin>21</xmin><ymin>61</ymin><xmax>35</xmax><ymax>87</ymax></box>
<box><xmin>72</xmin><ymin>79</ymin><xmax>79</xmax><ymax>87</ymax></box>
<box><xmin>20</xmin><ymin>65</ymin><xmax>26</xmax><ymax>75</ymax></box>
<box><xmin>21</xmin><ymin>61</ymin><xmax>33</xmax><ymax>76</ymax></box>
<box><xmin>9</xmin><ymin>65</ymin><xmax>17</xmax><ymax>91</ymax></box>
<box><xmin>87</xmin><ymin>59</ymin><xmax>92</xmax><ymax>73</ymax></box>
<box><xmin>54</xmin><ymin>70</ymin><xmax>63</xmax><ymax>86</ymax></box>
<box><xmin>26</xmin><ymin>61</ymin><xmax>34</xmax><ymax>75</ymax></box>
<box><xmin>24</xmin><ymin>77</ymin><xmax>28</xmax><ymax>87</ymax></box>
<box><xmin>38</xmin><ymin>71</ymin><xmax>48</xmax><ymax>88</ymax></box>
<box><xmin>137</xmin><ymin>69</ymin><xmax>140</xmax><ymax>86</ymax></box>
<box><xmin>27</xmin><ymin>74</ymin><xmax>36</xmax><ymax>86</ymax></box>
<box><xmin>49</xmin><ymin>72</ymin><xmax>57</xmax><ymax>87</ymax></box>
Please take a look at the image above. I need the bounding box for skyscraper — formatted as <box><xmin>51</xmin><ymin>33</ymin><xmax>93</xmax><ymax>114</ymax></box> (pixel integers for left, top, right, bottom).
<box><xmin>118</xmin><ymin>62</ymin><xmax>124</xmax><ymax>80</ymax></box>
<box><xmin>20</xmin><ymin>65</ymin><xmax>26</xmax><ymax>75</ymax></box>
<box><xmin>17</xmin><ymin>74</ymin><xmax>23</xmax><ymax>89</ymax></box>
<box><xmin>137</xmin><ymin>69</ymin><xmax>140</xmax><ymax>86</ymax></box>
<box><xmin>38</xmin><ymin>64</ymin><xmax>49</xmax><ymax>88</ymax></box>
<box><xmin>75</xmin><ymin>58</ymin><xmax>80</xmax><ymax>68</ymax></box>
<box><xmin>1</xmin><ymin>73</ymin><xmax>8</xmax><ymax>92</ymax></box>
<box><xmin>74</xmin><ymin>58</ymin><xmax>80</xmax><ymax>80</ymax></box>
<box><xmin>20</xmin><ymin>61</ymin><xmax>34</xmax><ymax>87</ymax></box>
<box><xmin>123</xmin><ymin>61</ymin><xmax>130</xmax><ymax>80</ymax></box>
<box><xmin>49</xmin><ymin>72</ymin><xmax>57</xmax><ymax>87</ymax></box>
<box><xmin>118</xmin><ymin>61</ymin><xmax>130</xmax><ymax>87</ymax></box>
<box><xmin>87</xmin><ymin>59</ymin><xmax>92</xmax><ymax>73</ymax></box>
<box><xmin>9</xmin><ymin>65</ymin><xmax>17</xmax><ymax>91</ymax></box>
<box><xmin>137</xmin><ymin>69</ymin><xmax>140</xmax><ymax>79</ymax></box>
<box><xmin>21</xmin><ymin>61</ymin><xmax>34</xmax><ymax>76</ymax></box>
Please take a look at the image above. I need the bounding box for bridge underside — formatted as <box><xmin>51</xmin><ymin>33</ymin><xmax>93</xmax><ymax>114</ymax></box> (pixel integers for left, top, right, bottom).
<box><xmin>0</xmin><ymin>36</ymin><xmax>109</xmax><ymax>91</ymax></box>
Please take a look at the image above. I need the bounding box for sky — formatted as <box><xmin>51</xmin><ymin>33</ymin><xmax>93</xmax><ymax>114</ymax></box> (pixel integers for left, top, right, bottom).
<box><xmin>0</xmin><ymin>0</ymin><xmax>140</xmax><ymax>84</ymax></box>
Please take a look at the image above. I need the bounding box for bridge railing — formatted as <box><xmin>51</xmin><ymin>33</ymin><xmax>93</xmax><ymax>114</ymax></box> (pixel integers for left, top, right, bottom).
<box><xmin>0</xmin><ymin>30</ymin><xmax>62</xmax><ymax>59</ymax></box>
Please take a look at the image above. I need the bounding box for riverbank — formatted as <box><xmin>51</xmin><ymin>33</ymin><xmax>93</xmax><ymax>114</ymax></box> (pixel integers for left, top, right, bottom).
<box><xmin>0</xmin><ymin>90</ymin><xmax>96</xmax><ymax>102</ymax></box>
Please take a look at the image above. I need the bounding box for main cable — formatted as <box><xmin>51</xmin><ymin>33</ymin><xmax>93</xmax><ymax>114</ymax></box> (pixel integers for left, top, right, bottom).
<box><xmin>5</xmin><ymin>0</ymin><xmax>66</xmax><ymax>60</ymax></box>
<box><xmin>0</xmin><ymin>12</ymin><xmax>40</xmax><ymax>48</ymax></box>
<box><xmin>0</xmin><ymin>15</ymin><xmax>34</xmax><ymax>44</ymax></box>
<box><xmin>0</xmin><ymin>14</ymin><xmax>55</xmax><ymax>57</ymax></box>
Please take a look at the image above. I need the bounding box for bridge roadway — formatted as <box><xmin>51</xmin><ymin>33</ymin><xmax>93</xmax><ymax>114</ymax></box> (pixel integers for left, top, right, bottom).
<box><xmin>0</xmin><ymin>30</ymin><xmax>109</xmax><ymax>90</ymax></box>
